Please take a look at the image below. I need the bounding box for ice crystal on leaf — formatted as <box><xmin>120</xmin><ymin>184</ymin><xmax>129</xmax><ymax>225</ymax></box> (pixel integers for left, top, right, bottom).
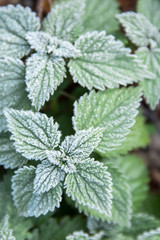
<box><xmin>69</xmin><ymin>31</ymin><xmax>154</xmax><ymax>90</ymax></box>
<box><xmin>42</xmin><ymin>0</ymin><xmax>85</xmax><ymax>42</ymax></box>
<box><xmin>0</xmin><ymin>215</ymin><xmax>16</xmax><ymax>240</ymax></box>
<box><xmin>66</xmin><ymin>231</ymin><xmax>103</xmax><ymax>240</ymax></box>
<box><xmin>73</xmin><ymin>87</ymin><xmax>142</xmax><ymax>153</ymax></box>
<box><xmin>0</xmin><ymin>57</ymin><xmax>31</xmax><ymax>133</ymax></box>
<box><xmin>138</xmin><ymin>228</ymin><xmax>160</xmax><ymax>240</ymax></box>
<box><xmin>4</xmin><ymin>109</ymin><xmax>61</xmax><ymax>160</ymax></box>
<box><xmin>0</xmin><ymin>4</ymin><xmax>40</xmax><ymax>58</ymax></box>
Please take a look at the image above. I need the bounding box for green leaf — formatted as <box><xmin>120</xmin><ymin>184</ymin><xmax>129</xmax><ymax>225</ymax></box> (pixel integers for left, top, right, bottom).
<box><xmin>26</xmin><ymin>31</ymin><xmax>81</xmax><ymax>58</ymax></box>
<box><xmin>26</xmin><ymin>53</ymin><xmax>66</xmax><ymax>110</ymax></box>
<box><xmin>111</xmin><ymin>154</ymin><xmax>149</xmax><ymax>211</ymax></box>
<box><xmin>104</xmin><ymin>114</ymin><xmax>150</xmax><ymax>157</ymax></box>
<box><xmin>60</xmin><ymin>127</ymin><xmax>103</xmax><ymax>160</ymax></box>
<box><xmin>105</xmin><ymin>163</ymin><xmax>132</xmax><ymax>227</ymax></box>
<box><xmin>65</xmin><ymin>158</ymin><xmax>112</xmax><ymax>218</ymax></box>
<box><xmin>0</xmin><ymin>174</ymin><xmax>32</xmax><ymax>240</ymax></box>
<box><xmin>66</xmin><ymin>231</ymin><xmax>103</xmax><ymax>240</ymax></box>
<box><xmin>39</xmin><ymin>216</ymin><xmax>86</xmax><ymax>240</ymax></box>
<box><xmin>110</xmin><ymin>234</ymin><xmax>134</xmax><ymax>240</ymax></box>
<box><xmin>78</xmin><ymin>163</ymin><xmax>132</xmax><ymax>227</ymax></box>
<box><xmin>116</xmin><ymin>12</ymin><xmax>160</xmax><ymax>47</ymax></box>
<box><xmin>137</xmin><ymin>0</ymin><xmax>160</xmax><ymax>29</ymax></box>
<box><xmin>0</xmin><ymin>215</ymin><xmax>15</xmax><ymax>240</ymax></box>
<box><xmin>73</xmin><ymin>87</ymin><xmax>142</xmax><ymax>153</ymax></box>
<box><xmin>0</xmin><ymin>132</ymin><xmax>27</xmax><ymax>169</ymax></box>
<box><xmin>43</xmin><ymin>0</ymin><xmax>85</xmax><ymax>42</ymax></box>
<box><xmin>124</xmin><ymin>213</ymin><xmax>160</xmax><ymax>237</ymax></box>
<box><xmin>0</xmin><ymin>4</ymin><xmax>40</xmax><ymax>58</ymax></box>
<box><xmin>34</xmin><ymin>160</ymin><xmax>65</xmax><ymax>194</ymax></box>
<box><xmin>82</xmin><ymin>0</ymin><xmax>119</xmax><ymax>34</ymax></box>
<box><xmin>136</xmin><ymin>47</ymin><xmax>160</xmax><ymax>110</ymax></box>
<box><xmin>69</xmin><ymin>32</ymin><xmax>152</xmax><ymax>90</ymax></box>
<box><xmin>4</xmin><ymin>109</ymin><xmax>61</xmax><ymax>161</ymax></box>
<box><xmin>0</xmin><ymin>57</ymin><xmax>31</xmax><ymax>133</ymax></box>
<box><xmin>138</xmin><ymin>228</ymin><xmax>160</xmax><ymax>240</ymax></box>
<box><xmin>12</xmin><ymin>166</ymin><xmax>62</xmax><ymax>217</ymax></box>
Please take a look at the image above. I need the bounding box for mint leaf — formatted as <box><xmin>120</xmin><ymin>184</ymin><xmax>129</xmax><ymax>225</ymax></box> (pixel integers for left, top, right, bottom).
<box><xmin>12</xmin><ymin>166</ymin><xmax>62</xmax><ymax>217</ymax></box>
<box><xmin>60</xmin><ymin>127</ymin><xmax>103</xmax><ymax>160</ymax></box>
<box><xmin>138</xmin><ymin>0</ymin><xmax>160</xmax><ymax>29</ymax></box>
<box><xmin>83</xmin><ymin>0</ymin><xmax>119</xmax><ymax>33</ymax></box>
<box><xmin>0</xmin><ymin>57</ymin><xmax>31</xmax><ymax>133</ymax></box>
<box><xmin>34</xmin><ymin>160</ymin><xmax>65</xmax><ymax>194</ymax></box>
<box><xmin>42</xmin><ymin>0</ymin><xmax>85</xmax><ymax>42</ymax></box>
<box><xmin>66</xmin><ymin>231</ymin><xmax>103</xmax><ymax>240</ymax></box>
<box><xmin>0</xmin><ymin>133</ymin><xmax>27</xmax><ymax>169</ymax></box>
<box><xmin>69</xmin><ymin>31</ymin><xmax>152</xmax><ymax>90</ymax></box>
<box><xmin>136</xmin><ymin>47</ymin><xmax>160</xmax><ymax>109</ymax></box>
<box><xmin>73</xmin><ymin>87</ymin><xmax>142</xmax><ymax>153</ymax></box>
<box><xmin>116</xmin><ymin>12</ymin><xmax>160</xmax><ymax>47</ymax></box>
<box><xmin>26</xmin><ymin>53</ymin><xmax>66</xmax><ymax>110</ymax></box>
<box><xmin>65</xmin><ymin>158</ymin><xmax>112</xmax><ymax>218</ymax></box>
<box><xmin>0</xmin><ymin>4</ymin><xmax>40</xmax><ymax>58</ymax></box>
<box><xmin>4</xmin><ymin>109</ymin><xmax>61</xmax><ymax>161</ymax></box>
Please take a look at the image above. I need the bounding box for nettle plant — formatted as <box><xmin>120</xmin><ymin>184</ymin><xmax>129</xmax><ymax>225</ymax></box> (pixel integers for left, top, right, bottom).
<box><xmin>0</xmin><ymin>0</ymin><xmax>160</xmax><ymax>239</ymax></box>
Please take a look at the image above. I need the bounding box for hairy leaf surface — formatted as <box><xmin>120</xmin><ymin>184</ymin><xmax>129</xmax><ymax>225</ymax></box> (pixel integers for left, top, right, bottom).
<box><xmin>26</xmin><ymin>53</ymin><xmax>66</xmax><ymax>110</ymax></box>
<box><xmin>0</xmin><ymin>133</ymin><xmax>27</xmax><ymax>169</ymax></box>
<box><xmin>104</xmin><ymin>114</ymin><xmax>150</xmax><ymax>157</ymax></box>
<box><xmin>136</xmin><ymin>47</ymin><xmax>160</xmax><ymax>109</ymax></box>
<box><xmin>66</xmin><ymin>231</ymin><xmax>103</xmax><ymax>240</ymax></box>
<box><xmin>0</xmin><ymin>4</ymin><xmax>40</xmax><ymax>58</ymax></box>
<box><xmin>43</xmin><ymin>0</ymin><xmax>85</xmax><ymax>42</ymax></box>
<box><xmin>34</xmin><ymin>160</ymin><xmax>65</xmax><ymax>194</ymax></box>
<box><xmin>65</xmin><ymin>158</ymin><xmax>112</xmax><ymax>218</ymax></box>
<box><xmin>4</xmin><ymin>109</ymin><xmax>61</xmax><ymax>161</ymax></box>
<box><xmin>73</xmin><ymin>87</ymin><xmax>142</xmax><ymax>153</ymax></box>
<box><xmin>0</xmin><ymin>215</ymin><xmax>15</xmax><ymax>240</ymax></box>
<box><xmin>12</xmin><ymin>166</ymin><xmax>62</xmax><ymax>217</ymax></box>
<box><xmin>138</xmin><ymin>228</ymin><xmax>160</xmax><ymax>240</ymax></box>
<box><xmin>116</xmin><ymin>12</ymin><xmax>160</xmax><ymax>47</ymax></box>
<box><xmin>0</xmin><ymin>57</ymin><xmax>31</xmax><ymax>133</ymax></box>
<box><xmin>61</xmin><ymin>127</ymin><xmax>103</xmax><ymax>160</ymax></box>
<box><xmin>69</xmin><ymin>31</ymin><xmax>153</xmax><ymax>90</ymax></box>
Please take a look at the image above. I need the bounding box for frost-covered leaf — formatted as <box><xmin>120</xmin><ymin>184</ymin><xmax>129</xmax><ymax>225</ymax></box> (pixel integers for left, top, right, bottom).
<box><xmin>73</xmin><ymin>87</ymin><xmax>142</xmax><ymax>153</ymax></box>
<box><xmin>65</xmin><ymin>158</ymin><xmax>112</xmax><ymax>218</ymax></box>
<box><xmin>0</xmin><ymin>133</ymin><xmax>27</xmax><ymax>169</ymax></box>
<box><xmin>0</xmin><ymin>215</ymin><xmax>15</xmax><ymax>240</ymax></box>
<box><xmin>104</xmin><ymin>163</ymin><xmax>132</xmax><ymax>227</ymax></box>
<box><xmin>34</xmin><ymin>160</ymin><xmax>65</xmax><ymax>194</ymax></box>
<box><xmin>0</xmin><ymin>174</ymin><xmax>32</xmax><ymax>240</ymax></box>
<box><xmin>66</xmin><ymin>231</ymin><xmax>103</xmax><ymax>240</ymax></box>
<box><xmin>26</xmin><ymin>53</ymin><xmax>66</xmax><ymax>110</ymax></box>
<box><xmin>39</xmin><ymin>216</ymin><xmax>86</xmax><ymax>240</ymax></box>
<box><xmin>12</xmin><ymin>166</ymin><xmax>62</xmax><ymax>217</ymax></box>
<box><xmin>0</xmin><ymin>4</ymin><xmax>40</xmax><ymax>58</ymax></box>
<box><xmin>136</xmin><ymin>47</ymin><xmax>160</xmax><ymax>110</ymax></box>
<box><xmin>138</xmin><ymin>228</ymin><xmax>160</xmax><ymax>240</ymax></box>
<box><xmin>104</xmin><ymin>114</ymin><xmax>150</xmax><ymax>157</ymax></box>
<box><xmin>60</xmin><ymin>127</ymin><xmax>103</xmax><ymax>160</ymax></box>
<box><xmin>0</xmin><ymin>57</ymin><xmax>31</xmax><ymax>133</ymax></box>
<box><xmin>4</xmin><ymin>109</ymin><xmax>61</xmax><ymax>161</ymax></box>
<box><xmin>69</xmin><ymin>31</ymin><xmax>152</xmax><ymax>90</ymax></box>
<box><xmin>137</xmin><ymin>0</ymin><xmax>160</xmax><ymax>29</ymax></box>
<box><xmin>116</xmin><ymin>12</ymin><xmax>160</xmax><ymax>47</ymax></box>
<box><xmin>124</xmin><ymin>213</ymin><xmax>160</xmax><ymax>237</ymax></box>
<box><xmin>26</xmin><ymin>31</ymin><xmax>81</xmax><ymax>58</ymax></box>
<box><xmin>78</xmin><ymin>163</ymin><xmax>132</xmax><ymax>226</ymax></box>
<box><xmin>83</xmin><ymin>0</ymin><xmax>119</xmax><ymax>34</ymax></box>
<box><xmin>112</xmin><ymin>155</ymin><xmax>149</xmax><ymax>211</ymax></box>
<box><xmin>43</xmin><ymin>0</ymin><xmax>85</xmax><ymax>42</ymax></box>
